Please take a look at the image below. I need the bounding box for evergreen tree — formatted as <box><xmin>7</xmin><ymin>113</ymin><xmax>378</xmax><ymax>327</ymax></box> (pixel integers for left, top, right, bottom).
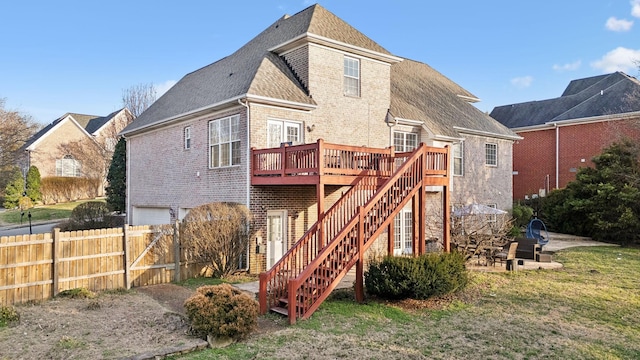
<box><xmin>3</xmin><ymin>167</ymin><xmax>24</xmax><ymax>209</ymax></box>
<box><xmin>543</xmin><ymin>140</ymin><xmax>640</xmax><ymax>244</ymax></box>
<box><xmin>25</xmin><ymin>166</ymin><xmax>41</xmax><ymax>203</ymax></box>
<box><xmin>106</xmin><ymin>137</ymin><xmax>126</xmax><ymax>213</ymax></box>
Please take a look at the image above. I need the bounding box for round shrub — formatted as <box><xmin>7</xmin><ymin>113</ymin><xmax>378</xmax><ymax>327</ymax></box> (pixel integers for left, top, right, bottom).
<box><xmin>184</xmin><ymin>284</ymin><xmax>258</xmax><ymax>340</ymax></box>
<box><xmin>365</xmin><ymin>252</ymin><xmax>468</xmax><ymax>300</ymax></box>
<box><xmin>59</xmin><ymin>201</ymin><xmax>124</xmax><ymax>231</ymax></box>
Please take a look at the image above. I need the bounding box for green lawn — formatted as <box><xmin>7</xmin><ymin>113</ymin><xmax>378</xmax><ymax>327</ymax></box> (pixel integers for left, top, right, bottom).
<box><xmin>173</xmin><ymin>246</ymin><xmax>640</xmax><ymax>360</ymax></box>
<box><xmin>0</xmin><ymin>199</ymin><xmax>104</xmax><ymax>225</ymax></box>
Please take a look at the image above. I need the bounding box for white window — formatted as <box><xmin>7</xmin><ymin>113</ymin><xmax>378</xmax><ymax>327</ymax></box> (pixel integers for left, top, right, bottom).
<box><xmin>343</xmin><ymin>56</ymin><xmax>360</xmax><ymax>97</ymax></box>
<box><xmin>184</xmin><ymin>126</ymin><xmax>191</xmax><ymax>150</ymax></box>
<box><xmin>267</xmin><ymin>119</ymin><xmax>302</xmax><ymax>148</ymax></box>
<box><xmin>209</xmin><ymin>115</ymin><xmax>241</xmax><ymax>168</ymax></box>
<box><xmin>56</xmin><ymin>155</ymin><xmax>81</xmax><ymax>177</ymax></box>
<box><xmin>393</xmin><ymin>205</ymin><xmax>413</xmax><ymax>255</ymax></box>
<box><xmin>393</xmin><ymin>131</ymin><xmax>418</xmax><ymax>152</ymax></box>
<box><xmin>487</xmin><ymin>204</ymin><xmax>498</xmax><ymax>223</ymax></box>
<box><xmin>453</xmin><ymin>142</ymin><xmax>464</xmax><ymax>176</ymax></box>
<box><xmin>485</xmin><ymin>143</ymin><xmax>497</xmax><ymax>166</ymax></box>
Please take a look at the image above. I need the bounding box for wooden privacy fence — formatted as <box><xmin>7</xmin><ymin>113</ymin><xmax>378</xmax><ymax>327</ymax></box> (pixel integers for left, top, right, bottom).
<box><xmin>0</xmin><ymin>223</ymin><xmax>203</xmax><ymax>307</ymax></box>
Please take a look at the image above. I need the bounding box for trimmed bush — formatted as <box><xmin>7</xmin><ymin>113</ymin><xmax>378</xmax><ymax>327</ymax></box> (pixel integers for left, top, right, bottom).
<box><xmin>184</xmin><ymin>284</ymin><xmax>258</xmax><ymax>340</ymax></box>
<box><xmin>365</xmin><ymin>252</ymin><xmax>468</xmax><ymax>300</ymax></box>
<box><xmin>25</xmin><ymin>166</ymin><xmax>42</xmax><ymax>203</ymax></box>
<box><xmin>58</xmin><ymin>201</ymin><xmax>123</xmax><ymax>231</ymax></box>
<box><xmin>40</xmin><ymin>177</ymin><xmax>100</xmax><ymax>204</ymax></box>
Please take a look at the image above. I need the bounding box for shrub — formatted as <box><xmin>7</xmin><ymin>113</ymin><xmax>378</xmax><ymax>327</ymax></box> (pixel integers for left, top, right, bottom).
<box><xmin>0</xmin><ymin>305</ymin><xmax>20</xmax><ymax>327</ymax></box>
<box><xmin>511</xmin><ymin>202</ymin><xmax>534</xmax><ymax>228</ymax></box>
<box><xmin>56</xmin><ymin>287</ymin><xmax>96</xmax><ymax>299</ymax></box>
<box><xmin>106</xmin><ymin>137</ymin><xmax>126</xmax><ymax>213</ymax></box>
<box><xmin>181</xmin><ymin>203</ymin><xmax>252</xmax><ymax>278</ymax></box>
<box><xmin>25</xmin><ymin>166</ymin><xmax>42</xmax><ymax>203</ymax></box>
<box><xmin>3</xmin><ymin>166</ymin><xmax>24</xmax><ymax>209</ymax></box>
<box><xmin>40</xmin><ymin>177</ymin><xmax>100</xmax><ymax>204</ymax></box>
<box><xmin>365</xmin><ymin>252</ymin><xmax>468</xmax><ymax>300</ymax></box>
<box><xmin>58</xmin><ymin>201</ymin><xmax>123</xmax><ymax>231</ymax></box>
<box><xmin>184</xmin><ymin>284</ymin><xmax>258</xmax><ymax>340</ymax></box>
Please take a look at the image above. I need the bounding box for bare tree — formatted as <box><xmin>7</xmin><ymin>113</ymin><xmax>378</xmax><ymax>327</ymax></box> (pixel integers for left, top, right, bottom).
<box><xmin>0</xmin><ymin>99</ymin><xmax>39</xmax><ymax>196</ymax></box>
<box><xmin>122</xmin><ymin>83</ymin><xmax>157</xmax><ymax>118</ymax></box>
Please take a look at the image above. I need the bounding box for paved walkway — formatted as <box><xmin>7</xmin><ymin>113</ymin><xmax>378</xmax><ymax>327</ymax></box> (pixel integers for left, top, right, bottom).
<box><xmin>233</xmin><ymin>232</ymin><xmax>617</xmax><ymax>297</ymax></box>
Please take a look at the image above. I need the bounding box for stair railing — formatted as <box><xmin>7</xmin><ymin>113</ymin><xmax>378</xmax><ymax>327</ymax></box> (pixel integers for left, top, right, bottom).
<box><xmin>286</xmin><ymin>144</ymin><xmax>429</xmax><ymax>323</ymax></box>
<box><xmin>258</xmin><ymin>175</ymin><xmax>379</xmax><ymax>313</ymax></box>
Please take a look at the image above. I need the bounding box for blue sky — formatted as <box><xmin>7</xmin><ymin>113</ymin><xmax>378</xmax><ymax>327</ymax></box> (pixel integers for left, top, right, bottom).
<box><xmin>2</xmin><ymin>1</ymin><xmax>639</xmax><ymax>125</ymax></box>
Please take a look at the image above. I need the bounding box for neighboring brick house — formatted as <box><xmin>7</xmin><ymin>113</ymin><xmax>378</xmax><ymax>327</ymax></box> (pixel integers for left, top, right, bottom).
<box><xmin>120</xmin><ymin>4</ymin><xmax>518</xmax><ymax>275</ymax></box>
<box><xmin>491</xmin><ymin>72</ymin><xmax>640</xmax><ymax>200</ymax></box>
<box><xmin>21</xmin><ymin>108</ymin><xmax>133</xmax><ymax>197</ymax></box>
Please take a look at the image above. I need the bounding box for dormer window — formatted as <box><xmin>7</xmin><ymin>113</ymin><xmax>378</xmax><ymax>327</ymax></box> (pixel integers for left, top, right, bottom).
<box><xmin>343</xmin><ymin>56</ymin><xmax>360</xmax><ymax>97</ymax></box>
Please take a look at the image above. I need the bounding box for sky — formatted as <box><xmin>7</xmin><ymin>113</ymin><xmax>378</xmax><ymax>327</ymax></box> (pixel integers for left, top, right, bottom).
<box><xmin>1</xmin><ymin>0</ymin><xmax>640</xmax><ymax>125</ymax></box>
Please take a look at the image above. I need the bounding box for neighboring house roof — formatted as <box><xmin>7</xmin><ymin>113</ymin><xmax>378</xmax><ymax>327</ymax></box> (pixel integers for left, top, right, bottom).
<box><xmin>390</xmin><ymin>59</ymin><xmax>516</xmax><ymax>139</ymax></box>
<box><xmin>490</xmin><ymin>72</ymin><xmax>640</xmax><ymax>129</ymax></box>
<box><xmin>21</xmin><ymin>108</ymin><xmax>129</xmax><ymax>151</ymax></box>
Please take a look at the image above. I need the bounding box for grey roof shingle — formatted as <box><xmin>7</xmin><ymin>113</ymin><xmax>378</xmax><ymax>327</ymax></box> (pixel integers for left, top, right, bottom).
<box><xmin>491</xmin><ymin>72</ymin><xmax>640</xmax><ymax>128</ymax></box>
<box><xmin>390</xmin><ymin>59</ymin><xmax>516</xmax><ymax>138</ymax></box>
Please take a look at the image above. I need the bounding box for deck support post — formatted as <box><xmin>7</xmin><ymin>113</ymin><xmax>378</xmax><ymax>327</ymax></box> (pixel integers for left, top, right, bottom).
<box><xmin>442</xmin><ymin>185</ymin><xmax>451</xmax><ymax>253</ymax></box>
<box><xmin>418</xmin><ymin>180</ymin><xmax>425</xmax><ymax>255</ymax></box>
<box><xmin>412</xmin><ymin>194</ymin><xmax>420</xmax><ymax>256</ymax></box>
<box><xmin>355</xmin><ymin>206</ymin><xmax>365</xmax><ymax>303</ymax></box>
<box><xmin>387</xmin><ymin>222</ymin><xmax>394</xmax><ymax>256</ymax></box>
<box><xmin>317</xmin><ymin>182</ymin><xmax>325</xmax><ymax>248</ymax></box>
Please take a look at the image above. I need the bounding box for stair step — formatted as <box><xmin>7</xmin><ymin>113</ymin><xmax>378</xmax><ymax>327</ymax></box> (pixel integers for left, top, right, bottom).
<box><xmin>278</xmin><ymin>298</ymin><xmax>288</xmax><ymax>305</ymax></box>
<box><xmin>270</xmin><ymin>306</ymin><xmax>289</xmax><ymax>316</ymax></box>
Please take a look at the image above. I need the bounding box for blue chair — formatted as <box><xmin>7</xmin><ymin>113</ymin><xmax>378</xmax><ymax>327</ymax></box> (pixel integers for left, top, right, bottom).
<box><xmin>526</xmin><ymin>218</ymin><xmax>549</xmax><ymax>246</ymax></box>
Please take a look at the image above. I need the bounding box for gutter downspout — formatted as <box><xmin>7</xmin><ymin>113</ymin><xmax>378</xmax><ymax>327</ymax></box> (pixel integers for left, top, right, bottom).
<box><xmin>555</xmin><ymin>123</ymin><xmax>559</xmax><ymax>189</ymax></box>
<box><xmin>238</xmin><ymin>98</ymin><xmax>251</xmax><ymax>272</ymax></box>
<box><xmin>125</xmin><ymin>136</ymin><xmax>131</xmax><ymax>224</ymax></box>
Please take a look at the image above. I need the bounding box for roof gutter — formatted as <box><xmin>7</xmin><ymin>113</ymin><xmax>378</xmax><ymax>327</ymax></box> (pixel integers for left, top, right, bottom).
<box><xmin>453</xmin><ymin>126</ymin><xmax>522</xmax><ymax>141</ymax></box>
<box><xmin>120</xmin><ymin>94</ymin><xmax>316</xmax><ymax>137</ymax></box>
<box><xmin>512</xmin><ymin>110</ymin><xmax>640</xmax><ymax>132</ymax></box>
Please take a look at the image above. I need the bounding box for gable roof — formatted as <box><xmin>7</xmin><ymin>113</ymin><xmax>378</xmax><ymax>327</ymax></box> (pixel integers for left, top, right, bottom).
<box><xmin>390</xmin><ymin>59</ymin><xmax>517</xmax><ymax>139</ymax></box>
<box><xmin>21</xmin><ymin>109</ymin><xmax>129</xmax><ymax>151</ymax></box>
<box><xmin>121</xmin><ymin>4</ymin><xmax>397</xmax><ymax>135</ymax></box>
<box><xmin>490</xmin><ymin>72</ymin><xmax>640</xmax><ymax>129</ymax></box>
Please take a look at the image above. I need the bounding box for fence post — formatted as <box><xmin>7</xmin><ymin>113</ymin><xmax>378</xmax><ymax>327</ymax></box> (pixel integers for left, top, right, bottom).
<box><xmin>52</xmin><ymin>228</ymin><xmax>60</xmax><ymax>296</ymax></box>
<box><xmin>123</xmin><ymin>225</ymin><xmax>131</xmax><ymax>289</ymax></box>
<box><xmin>173</xmin><ymin>220</ymin><xmax>181</xmax><ymax>282</ymax></box>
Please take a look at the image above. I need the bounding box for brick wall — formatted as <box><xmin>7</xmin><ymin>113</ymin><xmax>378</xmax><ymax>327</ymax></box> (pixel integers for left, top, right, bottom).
<box><xmin>453</xmin><ymin>134</ymin><xmax>514</xmax><ymax>212</ymax></box>
<box><xmin>127</xmin><ymin>107</ymin><xmax>249</xmax><ymax>221</ymax></box>
<box><xmin>512</xmin><ymin>117</ymin><xmax>640</xmax><ymax>200</ymax></box>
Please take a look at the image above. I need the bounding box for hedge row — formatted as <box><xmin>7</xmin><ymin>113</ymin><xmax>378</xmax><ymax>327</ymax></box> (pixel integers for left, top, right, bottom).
<box><xmin>41</xmin><ymin>177</ymin><xmax>101</xmax><ymax>204</ymax></box>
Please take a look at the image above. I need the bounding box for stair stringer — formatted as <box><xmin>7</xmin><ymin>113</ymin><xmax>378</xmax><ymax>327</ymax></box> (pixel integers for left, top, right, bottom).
<box><xmin>286</xmin><ymin>145</ymin><xmax>429</xmax><ymax>324</ymax></box>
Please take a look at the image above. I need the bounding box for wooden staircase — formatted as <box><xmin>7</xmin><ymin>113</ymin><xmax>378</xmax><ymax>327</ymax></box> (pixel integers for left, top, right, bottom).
<box><xmin>258</xmin><ymin>144</ymin><xmax>448</xmax><ymax>324</ymax></box>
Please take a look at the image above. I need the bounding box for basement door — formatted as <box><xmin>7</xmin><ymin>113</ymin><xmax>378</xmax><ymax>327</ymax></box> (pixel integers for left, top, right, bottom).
<box><xmin>266</xmin><ymin>210</ymin><xmax>287</xmax><ymax>269</ymax></box>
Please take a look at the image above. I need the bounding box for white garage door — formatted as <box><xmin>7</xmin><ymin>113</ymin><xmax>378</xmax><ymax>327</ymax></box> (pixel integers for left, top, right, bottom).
<box><xmin>132</xmin><ymin>207</ymin><xmax>171</xmax><ymax>225</ymax></box>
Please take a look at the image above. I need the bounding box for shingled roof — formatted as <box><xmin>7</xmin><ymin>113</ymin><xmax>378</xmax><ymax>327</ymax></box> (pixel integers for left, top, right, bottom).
<box><xmin>122</xmin><ymin>4</ymin><xmax>398</xmax><ymax>135</ymax></box>
<box><xmin>122</xmin><ymin>4</ymin><xmax>515</xmax><ymax>140</ymax></box>
<box><xmin>490</xmin><ymin>72</ymin><xmax>640</xmax><ymax>129</ymax></box>
<box><xmin>390</xmin><ymin>59</ymin><xmax>515</xmax><ymax>139</ymax></box>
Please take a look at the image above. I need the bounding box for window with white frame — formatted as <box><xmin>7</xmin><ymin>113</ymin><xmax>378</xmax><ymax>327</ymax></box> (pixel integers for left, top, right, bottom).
<box><xmin>485</xmin><ymin>143</ymin><xmax>497</xmax><ymax>166</ymax></box>
<box><xmin>209</xmin><ymin>115</ymin><xmax>241</xmax><ymax>168</ymax></box>
<box><xmin>393</xmin><ymin>205</ymin><xmax>413</xmax><ymax>255</ymax></box>
<box><xmin>487</xmin><ymin>203</ymin><xmax>498</xmax><ymax>223</ymax></box>
<box><xmin>267</xmin><ymin>119</ymin><xmax>302</xmax><ymax>148</ymax></box>
<box><xmin>393</xmin><ymin>131</ymin><xmax>418</xmax><ymax>152</ymax></box>
<box><xmin>56</xmin><ymin>155</ymin><xmax>81</xmax><ymax>177</ymax></box>
<box><xmin>184</xmin><ymin>126</ymin><xmax>191</xmax><ymax>150</ymax></box>
<box><xmin>453</xmin><ymin>142</ymin><xmax>464</xmax><ymax>176</ymax></box>
<box><xmin>343</xmin><ymin>56</ymin><xmax>360</xmax><ymax>97</ymax></box>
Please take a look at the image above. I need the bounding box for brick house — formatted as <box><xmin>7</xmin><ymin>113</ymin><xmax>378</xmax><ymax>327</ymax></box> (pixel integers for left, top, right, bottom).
<box><xmin>21</xmin><ymin>108</ymin><xmax>133</xmax><ymax>197</ymax></box>
<box><xmin>491</xmin><ymin>72</ymin><xmax>640</xmax><ymax>200</ymax></box>
<box><xmin>120</xmin><ymin>4</ymin><xmax>517</xmax><ymax>322</ymax></box>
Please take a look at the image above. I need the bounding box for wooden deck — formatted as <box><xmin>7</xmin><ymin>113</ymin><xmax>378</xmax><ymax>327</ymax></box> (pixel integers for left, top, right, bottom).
<box><xmin>251</xmin><ymin>139</ymin><xmax>449</xmax><ymax>186</ymax></box>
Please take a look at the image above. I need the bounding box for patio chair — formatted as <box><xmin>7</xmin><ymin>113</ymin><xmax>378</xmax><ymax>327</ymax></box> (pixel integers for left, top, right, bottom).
<box><xmin>492</xmin><ymin>241</ymin><xmax>518</xmax><ymax>269</ymax></box>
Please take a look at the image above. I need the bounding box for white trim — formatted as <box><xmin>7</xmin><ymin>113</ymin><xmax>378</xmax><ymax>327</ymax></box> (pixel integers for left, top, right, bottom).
<box><xmin>485</xmin><ymin>142</ymin><xmax>498</xmax><ymax>167</ymax></box>
<box><xmin>269</xmin><ymin>32</ymin><xmax>403</xmax><ymax>64</ymax></box>
<box><xmin>91</xmin><ymin>108</ymin><xmax>132</xmax><ymax>136</ymax></box>
<box><xmin>26</xmin><ymin>114</ymin><xmax>96</xmax><ymax>151</ymax></box>
<box><xmin>456</xmin><ymin>94</ymin><xmax>481</xmax><ymax>103</ymax></box>
<box><xmin>245</xmin><ymin>94</ymin><xmax>317</xmax><ymax>110</ymax></box>
<box><xmin>511</xmin><ymin>111</ymin><xmax>640</xmax><ymax>132</ymax></box>
<box><xmin>453</xmin><ymin>126</ymin><xmax>522</xmax><ymax>141</ymax></box>
<box><xmin>250</xmin><ymin>102</ymin><xmax>312</xmax><ymax>114</ymax></box>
